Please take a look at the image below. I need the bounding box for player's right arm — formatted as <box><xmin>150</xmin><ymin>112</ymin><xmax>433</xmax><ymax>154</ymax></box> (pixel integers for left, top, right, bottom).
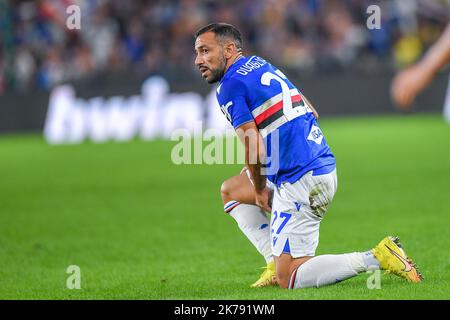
<box><xmin>217</xmin><ymin>78</ymin><xmax>272</xmax><ymax>212</ymax></box>
<box><xmin>303</xmin><ymin>95</ymin><xmax>319</xmax><ymax>120</ymax></box>
<box><xmin>235</xmin><ymin>120</ymin><xmax>271</xmax><ymax>212</ymax></box>
<box><xmin>391</xmin><ymin>23</ymin><xmax>450</xmax><ymax>108</ymax></box>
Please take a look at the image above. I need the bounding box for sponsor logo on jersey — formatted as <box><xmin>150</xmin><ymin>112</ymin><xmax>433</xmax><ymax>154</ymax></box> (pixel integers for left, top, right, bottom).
<box><xmin>307</xmin><ymin>125</ymin><xmax>324</xmax><ymax>145</ymax></box>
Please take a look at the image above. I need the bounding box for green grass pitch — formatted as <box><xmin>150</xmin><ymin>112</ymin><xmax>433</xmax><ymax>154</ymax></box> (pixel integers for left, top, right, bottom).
<box><xmin>0</xmin><ymin>114</ymin><xmax>449</xmax><ymax>300</ymax></box>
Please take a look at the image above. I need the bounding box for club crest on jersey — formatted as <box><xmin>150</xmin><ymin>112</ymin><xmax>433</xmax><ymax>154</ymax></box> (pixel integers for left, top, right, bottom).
<box><xmin>307</xmin><ymin>125</ymin><xmax>324</xmax><ymax>145</ymax></box>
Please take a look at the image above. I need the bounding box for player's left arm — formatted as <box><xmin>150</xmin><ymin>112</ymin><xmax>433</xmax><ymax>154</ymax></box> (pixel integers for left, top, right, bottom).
<box><xmin>303</xmin><ymin>94</ymin><xmax>319</xmax><ymax>120</ymax></box>
<box><xmin>235</xmin><ymin>121</ymin><xmax>272</xmax><ymax>212</ymax></box>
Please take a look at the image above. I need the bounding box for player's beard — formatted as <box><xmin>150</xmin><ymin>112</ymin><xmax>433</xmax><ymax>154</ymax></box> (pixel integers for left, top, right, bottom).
<box><xmin>206</xmin><ymin>54</ymin><xmax>226</xmax><ymax>84</ymax></box>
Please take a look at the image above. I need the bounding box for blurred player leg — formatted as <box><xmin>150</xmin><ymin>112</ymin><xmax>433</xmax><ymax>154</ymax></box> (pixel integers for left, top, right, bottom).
<box><xmin>221</xmin><ymin>169</ymin><xmax>276</xmax><ymax>287</ymax></box>
<box><xmin>391</xmin><ymin>23</ymin><xmax>450</xmax><ymax>112</ymax></box>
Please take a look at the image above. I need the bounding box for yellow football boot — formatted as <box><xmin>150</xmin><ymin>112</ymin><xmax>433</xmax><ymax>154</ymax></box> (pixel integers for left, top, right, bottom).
<box><xmin>372</xmin><ymin>236</ymin><xmax>423</xmax><ymax>283</ymax></box>
<box><xmin>250</xmin><ymin>261</ymin><xmax>277</xmax><ymax>287</ymax></box>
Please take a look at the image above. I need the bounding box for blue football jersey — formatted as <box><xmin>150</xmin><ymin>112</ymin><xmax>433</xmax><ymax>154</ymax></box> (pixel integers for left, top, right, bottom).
<box><xmin>216</xmin><ymin>55</ymin><xmax>336</xmax><ymax>186</ymax></box>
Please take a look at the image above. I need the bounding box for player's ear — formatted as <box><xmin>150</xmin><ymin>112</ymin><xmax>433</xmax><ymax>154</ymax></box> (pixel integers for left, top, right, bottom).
<box><xmin>223</xmin><ymin>42</ymin><xmax>235</xmax><ymax>58</ymax></box>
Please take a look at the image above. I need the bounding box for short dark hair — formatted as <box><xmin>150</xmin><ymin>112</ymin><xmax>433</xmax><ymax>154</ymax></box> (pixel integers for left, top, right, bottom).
<box><xmin>194</xmin><ymin>23</ymin><xmax>243</xmax><ymax>51</ymax></box>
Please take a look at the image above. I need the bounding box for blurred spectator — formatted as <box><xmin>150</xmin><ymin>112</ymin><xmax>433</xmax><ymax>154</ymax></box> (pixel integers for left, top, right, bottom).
<box><xmin>14</xmin><ymin>45</ymin><xmax>36</xmax><ymax>91</ymax></box>
<box><xmin>81</xmin><ymin>2</ymin><xmax>118</xmax><ymax>70</ymax></box>
<box><xmin>1</xmin><ymin>0</ymin><xmax>449</xmax><ymax>93</ymax></box>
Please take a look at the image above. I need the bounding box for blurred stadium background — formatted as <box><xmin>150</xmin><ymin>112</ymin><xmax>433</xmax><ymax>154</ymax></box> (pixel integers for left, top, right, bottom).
<box><xmin>0</xmin><ymin>0</ymin><xmax>449</xmax><ymax>300</ymax></box>
<box><xmin>1</xmin><ymin>0</ymin><xmax>450</xmax><ymax>133</ymax></box>
<box><xmin>2</xmin><ymin>0</ymin><xmax>450</xmax><ymax>90</ymax></box>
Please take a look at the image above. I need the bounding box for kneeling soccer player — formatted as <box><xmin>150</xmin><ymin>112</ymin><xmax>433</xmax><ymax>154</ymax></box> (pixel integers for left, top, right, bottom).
<box><xmin>194</xmin><ymin>23</ymin><xmax>422</xmax><ymax>289</ymax></box>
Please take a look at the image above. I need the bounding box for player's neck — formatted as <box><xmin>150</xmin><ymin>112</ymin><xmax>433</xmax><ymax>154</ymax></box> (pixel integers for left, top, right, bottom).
<box><xmin>224</xmin><ymin>53</ymin><xmax>244</xmax><ymax>74</ymax></box>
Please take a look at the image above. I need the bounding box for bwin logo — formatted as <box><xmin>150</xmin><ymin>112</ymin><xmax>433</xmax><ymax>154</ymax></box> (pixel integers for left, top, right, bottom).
<box><xmin>307</xmin><ymin>125</ymin><xmax>324</xmax><ymax>145</ymax></box>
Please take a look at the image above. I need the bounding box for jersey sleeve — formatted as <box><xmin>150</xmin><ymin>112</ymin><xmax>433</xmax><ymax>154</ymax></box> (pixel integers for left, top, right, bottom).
<box><xmin>216</xmin><ymin>78</ymin><xmax>254</xmax><ymax>129</ymax></box>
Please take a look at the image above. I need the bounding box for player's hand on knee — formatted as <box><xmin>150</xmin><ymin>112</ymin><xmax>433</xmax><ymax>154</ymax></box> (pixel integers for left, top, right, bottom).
<box><xmin>255</xmin><ymin>187</ymin><xmax>272</xmax><ymax>213</ymax></box>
